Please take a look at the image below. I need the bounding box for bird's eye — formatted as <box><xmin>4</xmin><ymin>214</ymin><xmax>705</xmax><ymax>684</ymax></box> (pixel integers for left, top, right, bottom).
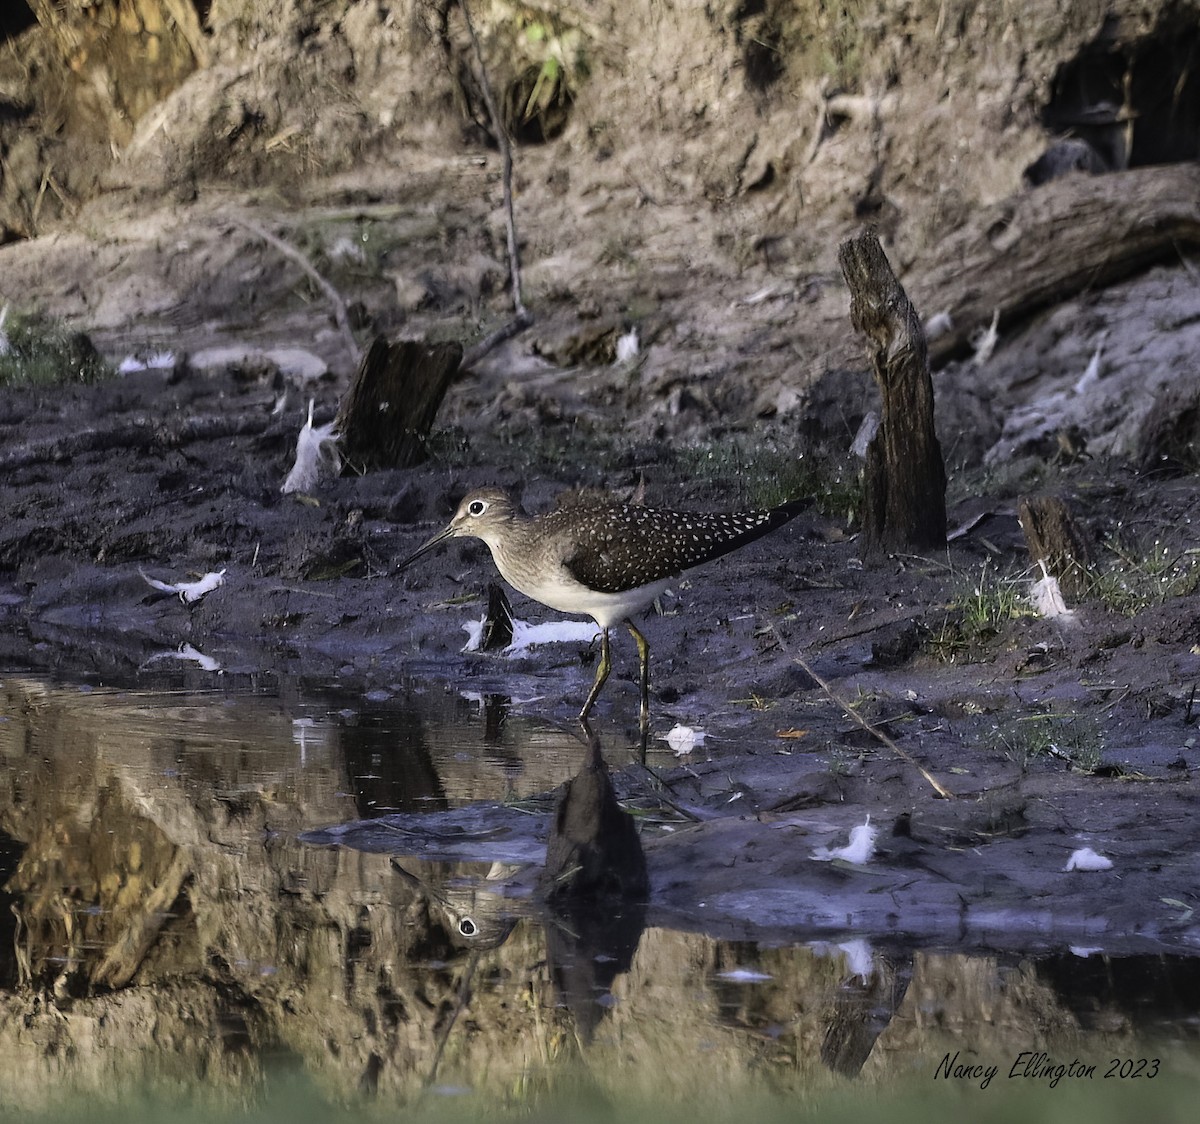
<box><xmin>458</xmin><ymin>917</ymin><xmax>478</xmax><ymax>936</ymax></box>
<box><xmin>467</xmin><ymin>500</ymin><xmax>488</xmax><ymax>517</ymax></box>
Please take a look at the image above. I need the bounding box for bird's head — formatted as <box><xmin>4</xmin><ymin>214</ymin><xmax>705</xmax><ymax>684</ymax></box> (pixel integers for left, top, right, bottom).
<box><xmin>397</xmin><ymin>487</ymin><xmax>518</xmax><ymax>569</ymax></box>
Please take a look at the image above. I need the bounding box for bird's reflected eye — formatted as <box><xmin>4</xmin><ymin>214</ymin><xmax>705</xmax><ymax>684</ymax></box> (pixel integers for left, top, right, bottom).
<box><xmin>467</xmin><ymin>500</ymin><xmax>488</xmax><ymax>517</ymax></box>
<box><xmin>458</xmin><ymin>917</ymin><xmax>478</xmax><ymax>936</ymax></box>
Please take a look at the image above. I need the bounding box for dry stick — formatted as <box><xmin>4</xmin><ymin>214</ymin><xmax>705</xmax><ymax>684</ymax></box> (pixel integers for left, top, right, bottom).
<box><xmin>808</xmin><ymin>606</ymin><xmax>933</xmax><ymax>650</ymax></box>
<box><xmin>767</xmin><ymin>621</ymin><xmax>955</xmax><ymax>800</ymax></box>
<box><xmin>421</xmin><ymin>950</ymin><xmax>482</xmax><ymax>1093</ymax></box>
<box><xmin>230</xmin><ymin>214</ymin><xmax>361</xmax><ymax>366</ymax></box>
<box><xmin>458</xmin><ymin>0</ymin><xmax>533</xmax><ymax>371</ymax></box>
<box><xmin>460</xmin><ymin>315</ymin><xmax>532</xmax><ymax>369</ymax></box>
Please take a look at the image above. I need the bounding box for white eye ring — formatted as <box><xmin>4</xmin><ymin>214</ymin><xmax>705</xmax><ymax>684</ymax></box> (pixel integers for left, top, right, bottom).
<box><xmin>467</xmin><ymin>500</ymin><xmax>489</xmax><ymax>517</ymax></box>
<box><xmin>459</xmin><ymin>917</ymin><xmax>477</xmax><ymax>936</ymax></box>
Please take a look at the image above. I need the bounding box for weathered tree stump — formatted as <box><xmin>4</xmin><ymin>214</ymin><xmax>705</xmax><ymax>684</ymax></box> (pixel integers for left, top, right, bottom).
<box><xmin>1018</xmin><ymin>494</ymin><xmax>1094</xmax><ymax>598</ymax></box>
<box><xmin>838</xmin><ymin>231</ymin><xmax>947</xmax><ymax>560</ymax></box>
<box><xmin>335</xmin><ymin>336</ymin><xmax>463</xmax><ymax>469</ymax></box>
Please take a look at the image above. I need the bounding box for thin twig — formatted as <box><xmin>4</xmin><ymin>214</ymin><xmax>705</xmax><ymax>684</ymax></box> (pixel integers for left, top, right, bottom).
<box><xmin>459</xmin><ymin>0</ymin><xmax>530</xmax><ymax>324</ymax></box>
<box><xmin>422</xmin><ymin>950</ymin><xmax>481</xmax><ymax>1093</ymax></box>
<box><xmin>231</xmin><ymin>215</ymin><xmax>361</xmax><ymax>366</ymax></box>
<box><xmin>768</xmin><ymin>621</ymin><xmax>955</xmax><ymax>800</ymax></box>
<box><xmin>460</xmin><ymin>313</ymin><xmax>533</xmax><ymax>370</ymax></box>
<box><xmin>808</xmin><ymin>606</ymin><xmax>933</xmax><ymax>650</ymax></box>
<box><xmin>31</xmin><ymin>163</ymin><xmax>51</xmax><ymax>230</ymax></box>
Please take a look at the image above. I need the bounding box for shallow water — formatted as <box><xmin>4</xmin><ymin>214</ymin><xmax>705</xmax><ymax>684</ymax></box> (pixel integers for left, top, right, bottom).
<box><xmin>0</xmin><ymin>675</ymin><xmax>1197</xmax><ymax>1118</ymax></box>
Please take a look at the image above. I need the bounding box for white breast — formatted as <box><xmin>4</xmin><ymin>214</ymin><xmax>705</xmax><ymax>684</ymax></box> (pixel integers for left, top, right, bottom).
<box><xmin>491</xmin><ymin>551</ymin><xmax>669</xmax><ymax>629</ymax></box>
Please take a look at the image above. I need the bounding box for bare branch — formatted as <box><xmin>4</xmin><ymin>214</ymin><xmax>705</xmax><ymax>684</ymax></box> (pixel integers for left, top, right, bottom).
<box><xmin>459</xmin><ymin>0</ymin><xmax>530</xmax><ymax>325</ymax></box>
<box><xmin>768</xmin><ymin>621</ymin><xmax>955</xmax><ymax>800</ymax></box>
<box><xmin>460</xmin><ymin>312</ymin><xmax>533</xmax><ymax>371</ymax></box>
<box><xmin>0</xmin><ymin>412</ymin><xmax>278</xmax><ymax>472</ymax></box>
<box><xmin>231</xmin><ymin>214</ymin><xmax>361</xmax><ymax>367</ymax></box>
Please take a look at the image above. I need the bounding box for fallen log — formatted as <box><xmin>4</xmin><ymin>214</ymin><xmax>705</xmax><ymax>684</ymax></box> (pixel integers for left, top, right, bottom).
<box><xmin>911</xmin><ymin>164</ymin><xmax>1200</xmax><ymax>366</ymax></box>
<box><xmin>0</xmin><ymin>411</ymin><xmax>277</xmax><ymax>473</ymax></box>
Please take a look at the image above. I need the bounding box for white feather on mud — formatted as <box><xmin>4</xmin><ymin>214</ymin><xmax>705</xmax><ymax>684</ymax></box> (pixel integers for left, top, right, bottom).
<box><xmin>665</xmin><ymin>724</ymin><xmax>706</xmax><ymax>756</ymax></box>
<box><xmin>923</xmin><ymin>309</ymin><xmax>953</xmax><ymax>341</ymax></box>
<box><xmin>1031</xmin><ymin>560</ymin><xmax>1078</xmax><ymax>624</ymax></box>
<box><xmin>812</xmin><ymin>817</ymin><xmax>878</xmax><ymax>864</ymax></box>
<box><xmin>119</xmin><ymin>350</ymin><xmax>176</xmax><ymax>374</ymax></box>
<box><xmin>140</xmin><ymin>643</ymin><xmax>221</xmax><ymax>672</ymax></box>
<box><xmin>1064</xmin><ymin>846</ymin><xmax>1113</xmax><ymax>872</ymax></box>
<box><xmin>737</xmin><ymin>284</ymin><xmax>793</xmax><ymax>307</ymax></box>
<box><xmin>281</xmin><ymin>399</ymin><xmax>341</xmax><ymax>494</ymax></box>
<box><xmin>1074</xmin><ymin>333</ymin><xmax>1107</xmax><ymax>395</ymax></box>
<box><xmin>970</xmin><ymin>309</ymin><xmax>1001</xmax><ymax>366</ymax></box>
<box><xmin>139</xmin><ymin>567</ymin><xmax>226</xmax><ymax>604</ymax></box>
<box><xmin>461</xmin><ymin>616</ymin><xmax>599</xmax><ymax>653</ymax></box>
<box><xmin>614</xmin><ymin>327</ymin><xmax>640</xmax><ymax>363</ymax></box>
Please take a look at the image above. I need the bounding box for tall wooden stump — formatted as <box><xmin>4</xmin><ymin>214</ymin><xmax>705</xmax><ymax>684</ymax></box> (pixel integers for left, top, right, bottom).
<box><xmin>838</xmin><ymin>231</ymin><xmax>947</xmax><ymax>560</ymax></box>
<box><xmin>335</xmin><ymin>336</ymin><xmax>463</xmax><ymax>469</ymax></box>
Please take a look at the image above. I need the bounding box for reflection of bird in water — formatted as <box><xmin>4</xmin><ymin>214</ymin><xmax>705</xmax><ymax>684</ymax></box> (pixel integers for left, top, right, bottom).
<box><xmin>540</xmin><ymin>725</ymin><xmax>648</xmax><ymax>1042</ymax></box>
<box><xmin>541</xmin><ymin>725</ymin><xmax>648</xmax><ymax>901</ymax></box>
<box><xmin>391</xmin><ymin>858</ymin><xmax>522</xmax><ymax>949</ymax></box>
<box><xmin>399</xmin><ymin>487</ymin><xmax>806</xmax><ymax>728</ymax></box>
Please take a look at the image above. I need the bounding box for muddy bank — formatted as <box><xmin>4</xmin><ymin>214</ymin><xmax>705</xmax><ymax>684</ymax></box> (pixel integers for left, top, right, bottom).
<box><xmin>2</xmin><ymin>352</ymin><xmax>1199</xmax><ymax>958</ymax></box>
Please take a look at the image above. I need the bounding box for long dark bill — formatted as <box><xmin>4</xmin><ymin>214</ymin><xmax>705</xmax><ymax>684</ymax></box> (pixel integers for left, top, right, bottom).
<box><xmin>396</xmin><ymin>524</ymin><xmax>455</xmax><ymax>571</ymax></box>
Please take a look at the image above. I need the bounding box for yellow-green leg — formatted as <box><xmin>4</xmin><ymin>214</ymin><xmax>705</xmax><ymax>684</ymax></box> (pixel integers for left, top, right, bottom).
<box><xmin>625</xmin><ymin>619</ymin><xmax>651</xmax><ymax>732</ymax></box>
<box><xmin>579</xmin><ymin>627</ymin><xmax>612</xmax><ymax>721</ymax></box>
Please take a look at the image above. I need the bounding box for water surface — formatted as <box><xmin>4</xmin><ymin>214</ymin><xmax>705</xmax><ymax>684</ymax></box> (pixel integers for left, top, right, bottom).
<box><xmin>1</xmin><ymin>676</ymin><xmax>1196</xmax><ymax>1118</ymax></box>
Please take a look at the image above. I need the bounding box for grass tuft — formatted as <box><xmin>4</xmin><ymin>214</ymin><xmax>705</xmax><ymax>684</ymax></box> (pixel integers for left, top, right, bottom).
<box><xmin>924</xmin><ymin>561</ymin><xmax>1037</xmax><ymax>663</ymax></box>
<box><xmin>0</xmin><ymin>309</ymin><xmax>112</xmax><ymax>387</ymax></box>
<box><xmin>1089</xmin><ymin>537</ymin><xmax>1200</xmax><ymax>616</ymax></box>
<box><xmin>991</xmin><ymin>711</ymin><xmax>1105</xmax><ymax>773</ymax></box>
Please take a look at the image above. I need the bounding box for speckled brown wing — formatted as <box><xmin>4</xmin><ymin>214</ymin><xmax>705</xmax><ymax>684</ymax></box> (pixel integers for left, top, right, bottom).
<box><xmin>557</xmin><ymin>500</ymin><xmax>806</xmax><ymax>594</ymax></box>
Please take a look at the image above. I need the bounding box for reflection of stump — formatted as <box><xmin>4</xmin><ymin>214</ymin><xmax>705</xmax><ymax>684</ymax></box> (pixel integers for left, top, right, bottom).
<box><xmin>1018</xmin><ymin>494</ymin><xmax>1094</xmax><ymax>598</ymax></box>
<box><xmin>820</xmin><ymin>953</ymin><xmax>912</xmax><ymax>1077</ymax></box>
<box><xmin>335</xmin><ymin>336</ymin><xmax>462</xmax><ymax>469</ymax></box>
<box><xmin>838</xmin><ymin>232</ymin><xmax>946</xmax><ymax>560</ymax></box>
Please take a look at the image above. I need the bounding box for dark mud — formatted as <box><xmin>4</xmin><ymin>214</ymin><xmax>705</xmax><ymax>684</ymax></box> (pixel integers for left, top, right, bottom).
<box><xmin>2</xmin><ymin>360</ymin><xmax>1198</xmax><ymax>954</ymax></box>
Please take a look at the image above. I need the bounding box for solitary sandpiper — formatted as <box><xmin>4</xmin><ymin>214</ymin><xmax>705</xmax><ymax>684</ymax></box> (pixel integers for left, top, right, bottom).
<box><xmin>398</xmin><ymin>487</ymin><xmax>806</xmax><ymax>728</ymax></box>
